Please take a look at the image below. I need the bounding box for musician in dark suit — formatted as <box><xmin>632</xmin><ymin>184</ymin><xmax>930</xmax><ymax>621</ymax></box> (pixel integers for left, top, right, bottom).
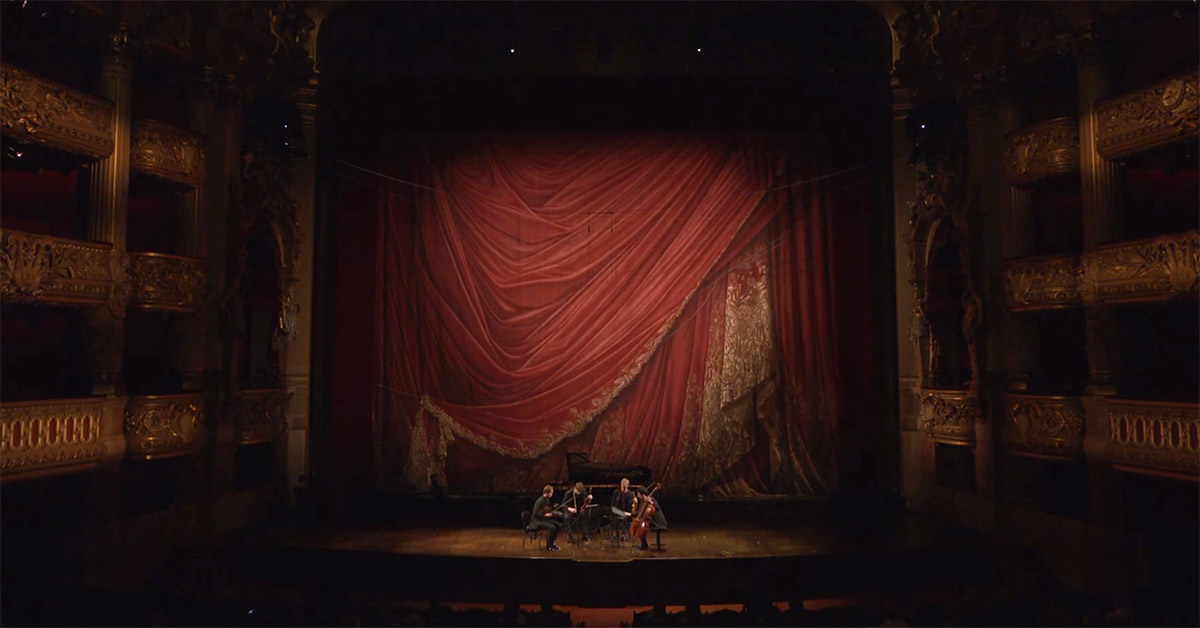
<box><xmin>632</xmin><ymin>488</ymin><xmax>667</xmax><ymax>550</ymax></box>
<box><xmin>610</xmin><ymin>477</ymin><xmax>635</xmax><ymax>525</ymax></box>
<box><xmin>559</xmin><ymin>481</ymin><xmax>592</xmax><ymax>542</ymax></box>
<box><xmin>528</xmin><ymin>484</ymin><xmax>561</xmax><ymax>551</ymax></box>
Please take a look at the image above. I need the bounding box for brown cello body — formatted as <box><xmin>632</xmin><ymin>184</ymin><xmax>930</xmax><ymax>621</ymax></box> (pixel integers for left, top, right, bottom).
<box><xmin>629</xmin><ymin>482</ymin><xmax>661</xmax><ymax>539</ymax></box>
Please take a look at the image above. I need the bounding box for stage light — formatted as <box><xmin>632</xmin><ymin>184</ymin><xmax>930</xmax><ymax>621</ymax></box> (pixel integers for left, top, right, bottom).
<box><xmin>696</xmin><ymin>47</ymin><xmax>702</xmax><ymax>53</ymax></box>
<box><xmin>510</xmin><ymin>48</ymin><xmax>516</xmax><ymax>54</ymax></box>
<box><xmin>920</xmin><ymin>124</ymin><xmax>926</xmax><ymax>129</ymax></box>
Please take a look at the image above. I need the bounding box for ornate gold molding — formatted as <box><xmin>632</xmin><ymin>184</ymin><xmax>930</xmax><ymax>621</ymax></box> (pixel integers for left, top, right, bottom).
<box><xmin>227</xmin><ymin>388</ymin><xmax>289</xmax><ymax>445</ymax></box>
<box><xmin>129</xmin><ymin>119</ymin><xmax>207</xmax><ymax>188</ymax></box>
<box><xmin>1106</xmin><ymin>399</ymin><xmax>1199</xmax><ymax>477</ymax></box>
<box><xmin>1004</xmin><ymin>117</ymin><xmax>1081</xmax><ymax>187</ymax></box>
<box><xmin>124</xmin><ymin>394</ymin><xmax>204</xmax><ymax>459</ymax></box>
<box><xmin>1003</xmin><ymin>394</ymin><xmax>1085</xmax><ymax>459</ymax></box>
<box><xmin>0</xmin><ymin>229</ymin><xmax>117</xmax><ymax>307</ymax></box>
<box><xmin>1</xmin><ymin>397</ymin><xmax>107</xmax><ymax>476</ymax></box>
<box><xmin>1096</xmin><ymin>70</ymin><xmax>1199</xmax><ymax>159</ymax></box>
<box><xmin>1003</xmin><ymin>255</ymin><xmax>1082</xmax><ymax>311</ymax></box>
<box><xmin>919</xmin><ymin>389</ymin><xmax>979</xmax><ymax>445</ymax></box>
<box><xmin>0</xmin><ymin>63</ymin><xmax>114</xmax><ymax>159</ymax></box>
<box><xmin>128</xmin><ymin>252</ymin><xmax>206</xmax><ymax>312</ymax></box>
<box><xmin>1081</xmin><ymin>231</ymin><xmax>1200</xmax><ymax>305</ymax></box>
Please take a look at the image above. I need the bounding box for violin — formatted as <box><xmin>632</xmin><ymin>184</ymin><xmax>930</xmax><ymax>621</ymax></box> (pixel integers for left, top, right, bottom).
<box><xmin>629</xmin><ymin>481</ymin><xmax>662</xmax><ymax>539</ymax></box>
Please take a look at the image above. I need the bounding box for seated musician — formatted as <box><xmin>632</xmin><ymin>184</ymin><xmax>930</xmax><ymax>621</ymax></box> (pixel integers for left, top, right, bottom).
<box><xmin>632</xmin><ymin>487</ymin><xmax>668</xmax><ymax>550</ymax></box>
<box><xmin>610</xmin><ymin>477</ymin><xmax>636</xmax><ymax>528</ymax></box>
<box><xmin>528</xmin><ymin>484</ymin><xmax>562</xmax><ymax>551</ymax></box>
<box><xmin>560</xmin><ymin>481</ymin><xmax>592</xmax><ymax>542</ymax></box>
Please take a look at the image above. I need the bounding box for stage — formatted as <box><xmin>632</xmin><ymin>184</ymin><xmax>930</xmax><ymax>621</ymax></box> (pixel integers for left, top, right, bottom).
<box><xmin>230</xmin><ymin>494</ymin><xmax>996</xmax><ymax>608</ymax></box>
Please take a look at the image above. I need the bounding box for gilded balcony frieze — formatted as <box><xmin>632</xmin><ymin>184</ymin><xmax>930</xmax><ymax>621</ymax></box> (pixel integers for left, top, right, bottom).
<box><xmin>130</xmin><ymin>119</ymin><xmax>207</xmax><ymax>188</ymax></box>
<box><xmin>1003</xmin><ymin>395</ymin><xmax>1085</xmax><ymax>459</ymax></box>
<box><xmin>1105</xmin><ymin>399</ymin><xmax>1199</xmax><ymax>477</ymax></box>
<box><xmin>1</xmin><ymin>397</ymin><xmax>107</xmax><ymax>477</ymax></box>
<box><xmin>918</xmin><ymin>389</ymin><xmax>979</xmax><ymax>445</ymax></box>
<box><xmin>128</xmin><ymin>252</ymin><xmax>206</xmax><ymax>312</ymax></box>
<box><xmin>1096</xmin><ymin>70</ymin><xmax>1199</xmax><ymax>159</ymax></box>
<box><xmin>1080</xmin><ymin>231</ymin><xmax>1200</xmax><ymax>306</ymax></box>
<box><xmin>0</xmin><ymin>63</ymin><xmax>114</xmax><ymax>159</ymax></box>
<box><xmin>124</xmin><ymin>394</ymin><xmax>204</xmax><ymax>459</ymax></box>
<box><xmin>0</xmin><ymin>229</ymin><xmax>119</xmax><ymax>307</ymax></box>
<box><xmin>227</xmin><ymin>388</ymin><xmax>289</xmax><ymax>445</ymax></box>
<box><xmin>1003</xmin><ymin>255</ymin><xmax>1082</xmax><ymax>311</ymax></box>
<box><xmin>1004</xmin><ymin>117</ymin><xmax>1080</xmax><ymax>187</ymax></box>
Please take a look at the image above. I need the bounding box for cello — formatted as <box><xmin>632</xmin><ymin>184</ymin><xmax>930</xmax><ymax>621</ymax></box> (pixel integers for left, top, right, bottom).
<box><xmin>629</xmin><ymin>481</ymin><xmax>662</xmax><ymax>539</ymax></box>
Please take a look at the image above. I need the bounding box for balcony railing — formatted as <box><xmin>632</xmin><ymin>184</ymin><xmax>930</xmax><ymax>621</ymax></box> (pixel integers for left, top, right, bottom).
<box><xmin>0</xmin><ymin>63</ymin><xmax>114</xmax><ymax>159</ymax></box>
<box><xmin>1004</xmin><ymin>117</ymin><xmax>1080</xmax><ymax>187</ymax></box>
<box><xmin>918</xmin><ymin>389</ymin><xmax>979</xmax><ymax>445</ymax></box>
<box><xmin>130</xmin><ymin>119</ymin><xmax>207</xmax><ymax>188</ymax></box>
<box><xmin>1096</xmin><ymin>69</ymin><xmax>1199</xmax><ymax>160</ymax></box>
<box><xmin>127</xmin><ymin>252</ymin><xmax>206</xmax><ymax>312</ymax></box>
<box><xmin>0</xmin><ymin>229</ymin><xmax>117</xmax><ymax>307</ymax></box>
<box><xmin>124</xmin><ymin>393</ymin><xmax>205</xmax><ymax>459</ymax></box>
<box><xmin>1002</xmin><ymin>394</ymin><xmax>1085</xmax><ymax>459</ymax></box>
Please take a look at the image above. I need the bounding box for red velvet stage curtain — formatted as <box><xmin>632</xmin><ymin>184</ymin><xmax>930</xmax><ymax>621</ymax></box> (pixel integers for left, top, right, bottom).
<box><xmin>374</xmin><ymin>132</ymin><xmax>858</xmax><ymax>494</ymax></box>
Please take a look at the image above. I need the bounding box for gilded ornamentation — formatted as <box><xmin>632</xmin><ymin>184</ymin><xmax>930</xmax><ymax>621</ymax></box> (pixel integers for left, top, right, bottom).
<box><xmin>1003</xmin><ymin>255</ymin><xmax>1082</xmax><ymax>311</ymax></box>
<box><xmin>0</xmin><ymin>229</ymin><xmax>116</xmax><ymax>307</ymax></box>
<box><xmin>1002</xmin><ymin>395</ymin><xmax>1084</xmax><ymax>458</ymax></box>
<box><xmin>128</xmin><ymin>252</ymin><xmax>206</xmax><ymax>312</ymax></box>
<box><xmin>918</xmin><ymin>389</ymin><xmax>979</xmax><ymax>444</ymax></box>
<box><xmin>227</xmin><ymin>388</ymin><xmax>289</xmax><ymax>445</ymax></box>
<box><xmin>1</xmin><ymin>398</ymin><xmax>106</xmax><ymax>473</ymax></box>
<box><xmin>124</xmin><ymin>394</ymin><xmax>204</xmax><ymax>458</ymax></box>
<box><xmin>1080</xmin><ymin>231</ymin><xmax>1200</xmax><ymax>305</ymax></box>
<box><xmin>0</xmin><ymin>63</ymin><xmax>114</xmax><ymax>159</ymax></box>
<box><xmin>1096</xmin><ymin>70</ymin><xmax>1200</xmax><ymax>159</ymax></box>
<box><xmin>1004</xmin><ymin>117</ymin><xmax>1080</xmax><ymax>186</ymax></box>
<box><xmin>721</xmin><ymin>242</ymin><xmax>775</xmax><ymax>406</ymax></box>
<box><xmin>130</xmin><ymin>119</ymin><xmax>207</xmax><ymax>188</ymax></box>
<box><xmin>1106</xmin><ymin>400</ymin><xmax>1199</xmax><ymax>476</ymax></box>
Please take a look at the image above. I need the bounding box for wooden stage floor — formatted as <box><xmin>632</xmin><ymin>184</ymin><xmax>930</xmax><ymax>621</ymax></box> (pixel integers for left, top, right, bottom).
<box><xmin>235</xmin><ymin>498</ymin><xmax>994</xmax><ymax>606</ymax></box>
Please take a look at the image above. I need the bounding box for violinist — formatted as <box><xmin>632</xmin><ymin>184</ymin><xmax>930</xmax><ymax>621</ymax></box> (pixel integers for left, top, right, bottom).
<box><xmin>610</xmin><ymin>477</ymin><xmax>636</xmax><ymax>528</ymax></box>
<box><xmin>632</xmin><ymin>487</ymin><xmax>667</xmax><ymax>550</ymax></box>
<box><xmin>529</xmin><ymin>484</ymin><xmax>562</xmax><ymax>551</ymax></box>
<box><xmin>559</xmin><ymin>481</ymin><xmax>592</xmax><ymax>542</ymax></box>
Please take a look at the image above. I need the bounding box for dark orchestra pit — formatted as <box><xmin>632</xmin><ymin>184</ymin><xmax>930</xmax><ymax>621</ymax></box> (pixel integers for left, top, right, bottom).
<box><xmin>234</xmin><ymin>493</ymin><xmax>994</xmax><ymax>608</ymax></box>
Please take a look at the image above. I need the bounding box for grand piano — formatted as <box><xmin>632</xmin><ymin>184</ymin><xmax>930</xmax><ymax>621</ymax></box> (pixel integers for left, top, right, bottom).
<box><xmin>565</xmin><ymin>453</ymin><xmax>651</xmax><ymax>486</ymax></box>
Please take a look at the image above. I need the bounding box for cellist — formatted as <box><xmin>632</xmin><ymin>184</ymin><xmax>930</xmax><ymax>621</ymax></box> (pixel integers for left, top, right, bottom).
<box><xmin>631</xmin><ymin>487</ymin><xmax>667</xmax><ymax>550</ymax></box>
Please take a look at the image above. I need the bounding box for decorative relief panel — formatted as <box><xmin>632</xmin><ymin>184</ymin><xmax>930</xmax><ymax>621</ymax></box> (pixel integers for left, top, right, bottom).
<box><xmin>1</xmin><ymin>398</ymin><xmax>106</xmax><ymax>475</ymax></box>
<box><xmin>227</xmin><ymin>388</ymin><xmax>289</xmax><ymax>445</ymax></box>
<box><xmin>919</xmin><ymin>389</ymin><xmax>979</xmax><ymax>445</ymax></box>
<box><xmin>128</xmin><ymin>252</ymin><xmax>206</xmax><ymax>312</ymax></box>
<box><xmin>0</xmin><ymin>229</ymin><xmax>116</xmax><ymax>307</ymax></box>
<box><xmin>1003</xmin><ymin>255</ymin><xmax>1082</xmax><ymax>311</ymax></box>
<box><xmin>1097</xmin><ymin>70</ymin><xmax>1199</xmax><ymax>159</ymax></box>
<box><xmin>1004</xmin><ymin>117</ymin><xmax>1080</xmax><ymax>187</ymax></box>
<box><xmin>1003</xmin><ymin>395</ymin><xmax>1085</xmax><ymax>458</ymax></box>
<box><xmin>130</xmin><ymin>119</ymin><xmax>207</xmax><ymax>188</ymax></box>
<box><xmin>0</xmin><ymin>63</ymin><xmax>114</xmax><ymax>159</ymax></box>
<box><xmin>124</xmin><ymin>394</ymin><xmax>204</xmax><ymax>459</ymax></box>
<box><xmin>1106</xmin><ymin>399</ymin><xmax>1199</xmax><ymax>476</ymax></box>
<box><xmin>1081</xmin><ymin>231</ymin><xmax>1200</xmax><ymax>305</ymax></box>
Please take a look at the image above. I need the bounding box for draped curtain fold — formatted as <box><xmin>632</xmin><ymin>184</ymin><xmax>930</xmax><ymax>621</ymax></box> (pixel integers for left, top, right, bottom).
<box><xmin>375</xmin><ymin>132</ymin><xmax>852</xmax><ymax>494</ymax></box>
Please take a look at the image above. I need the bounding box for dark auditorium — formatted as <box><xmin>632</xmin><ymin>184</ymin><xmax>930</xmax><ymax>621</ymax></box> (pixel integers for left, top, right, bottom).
<box><xmin>1</xmin><ymin>1</ymin><xmax>1197</xmax><ymax>626</ymax></box>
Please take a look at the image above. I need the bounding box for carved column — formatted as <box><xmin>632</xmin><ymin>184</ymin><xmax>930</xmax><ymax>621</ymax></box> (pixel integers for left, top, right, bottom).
<box><xmin>283</xmin><ymin>76</ymin><xmax>319</xmax><ymax>497</ymax></box>
<box><xmin>1078</xmin><ymin>47</ymin><xmax>1123</xmax><ymax>396</ymax></box>
<box><xmin>83</xmin><ymin>26</ymin><xmax>133</xmax><ymax>396</ymax></box>
<box><xmin>997</xmin><ymin>96</ymin><xmax>1039</xmax><ymax>392</ymax></box>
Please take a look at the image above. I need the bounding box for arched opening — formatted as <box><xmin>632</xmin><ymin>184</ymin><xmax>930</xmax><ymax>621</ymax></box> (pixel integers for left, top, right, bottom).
<box><xmin>236</xmin><ymin>219</ymin><xmax>283</xmax><ymax>389</ymax></box>
<box><xmin>923</xmin><ymin>222</ymin><xmax>970</xmax><ymax>389</ymax></box>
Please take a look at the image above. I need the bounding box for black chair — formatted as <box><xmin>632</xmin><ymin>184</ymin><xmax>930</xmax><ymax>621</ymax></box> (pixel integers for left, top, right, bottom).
<box><xmin>520</xmin><ymin>510</ymin><xmax>541</xmax><ymax>549</ymax></box>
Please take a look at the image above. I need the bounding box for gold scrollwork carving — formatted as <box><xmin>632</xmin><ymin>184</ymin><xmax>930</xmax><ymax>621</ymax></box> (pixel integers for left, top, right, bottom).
<box><xmin>130</xmin><ymin>119</ymin><xmax>207</xmax><ymax>188</ymax></box>
<box><xmin>1004</xmin><ymin>117</ymin><xmax>1081</xmax><ymax>186</ymax></box>
<box><xmin>1097</xmin><ymin>70</ymin><xmax>1200</xmax><ymax>159</ymax></box>
<box><xmin>1080</xmin><ymin>231</ymin><xmax>1200</xmax><ymax>305</ymax></box>
<box><xmin>1106</xmin><ymin>400</ymin><xmax>1199</xmax><ymax>476</ymax></box>
<box><xmin>1003</xmin><ymin>255</ymin><xmax>1082</xmax><ymax>311</ymax></box>
<box><xmin>919</xmin><ymin>389</ymin><xmax>979</xmax><ymax>445</ymax></box>
<box><xmin>0</xmin><ymin>63</ymin><xmax>114</xmax><ymax>159</ymax></box>
<box><xmin>123</xmin><ymin>394</ymin><xmax>204</xmax><ymax>458</ymax></box>
<box><xmin>1003</xmin><ymin>395</ymin><xmax>1085</xmax><ymax>458</ymax></box>
<box><xmin>0</xmin><ymin>398</ymin><xmax>106</xmax><ymax>474</ymax></box>
<box><xmin>0</xmin><ymin>229</ymin><xmax>117</xmax><ymax>307</ymax></box>
<box><xmin>128</xmin><ymin>252</ymin><xmax>206</xmax><ymax>312</ymax></box>
<box><xmin>227</xmin><ymin>388</ymin><xmax>289</xmax><ymax>445</ymax></box>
